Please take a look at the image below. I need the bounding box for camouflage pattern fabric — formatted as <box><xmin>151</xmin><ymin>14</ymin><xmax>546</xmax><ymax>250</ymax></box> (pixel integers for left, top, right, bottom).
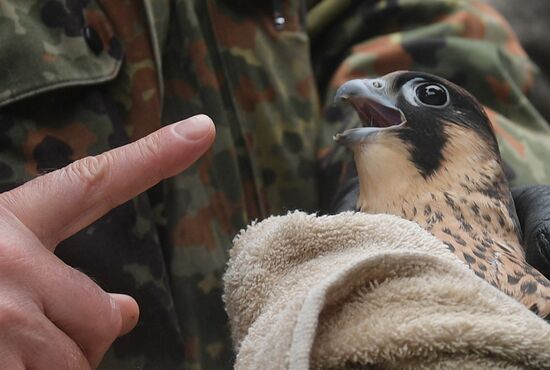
<box><xmin>0</xmin><ymin>0</ymin><xmax>548</xmax><ymax>369</ymax></box>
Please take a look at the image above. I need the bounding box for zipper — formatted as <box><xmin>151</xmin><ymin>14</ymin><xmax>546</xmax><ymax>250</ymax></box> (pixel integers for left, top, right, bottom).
<box><xmin>198</xmin><ymin>0</ymin><xmax>267</xmax><ymax>218</ymax></box>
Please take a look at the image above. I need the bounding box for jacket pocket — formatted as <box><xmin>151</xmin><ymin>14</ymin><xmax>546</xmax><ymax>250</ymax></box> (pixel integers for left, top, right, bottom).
<box><xmin>0</xmin><ymin>0</ymin><xmax>123</xmax><ymax>107</ymax></box>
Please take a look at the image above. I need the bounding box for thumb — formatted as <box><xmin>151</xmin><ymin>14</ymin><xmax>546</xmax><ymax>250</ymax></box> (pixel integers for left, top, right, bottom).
<box><xmin>109</xmin><ymin>293</ymin><xmax>140</xmax><ymax>336</ymax></box>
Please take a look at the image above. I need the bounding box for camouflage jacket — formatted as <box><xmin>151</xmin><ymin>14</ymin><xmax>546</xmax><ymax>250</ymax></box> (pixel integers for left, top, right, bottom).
<box><xmin>0</xmin><ymin>1</ymin><xmax>549</xmax><ymax>369</ymax></box>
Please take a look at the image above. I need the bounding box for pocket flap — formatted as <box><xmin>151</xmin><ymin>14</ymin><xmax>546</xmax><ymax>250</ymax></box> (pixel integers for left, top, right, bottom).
<box><xmin>0</xmin><ymin>1</ymin><xmax>123</xmax><ymax>107</ymax></box>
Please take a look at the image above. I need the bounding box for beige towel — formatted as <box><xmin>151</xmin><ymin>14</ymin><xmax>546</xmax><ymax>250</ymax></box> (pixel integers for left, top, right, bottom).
<box><xmin>223</xmin><ymin>211</ymin><xmax>550</xmax><ymax>369</ymax></box>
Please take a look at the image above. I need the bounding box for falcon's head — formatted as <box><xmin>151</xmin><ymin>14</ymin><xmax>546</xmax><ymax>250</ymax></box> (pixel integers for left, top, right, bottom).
<box><xmin>334</xmin><ymin>71</ymin><xmax>503</xmax><ymax>210</ymax></box>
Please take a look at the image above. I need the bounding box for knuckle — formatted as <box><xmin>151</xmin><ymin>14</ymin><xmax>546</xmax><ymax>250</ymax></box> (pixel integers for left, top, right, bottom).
<box><xmin>137</xmin><ymin>133</ymin><xmax>165</xmax><ymax>180</ymax></box>
<box><xmin>97</xmin><ymin>296</ymin><xmax>122</xmax><ymax>338</ymax></box>
<box><xmin>63</xmin><ymin>156</ymin><xmax>110</xmax><ymax>194</ymax></box>
<box><xmin>0</xmin><ymin>354</ymin><xmax>24</xmax><ymax>370</ymax></box>
<box><xmin>139</xmin><ymin>131</ymin><xmax>163</xmax><ymax>159</ymax></box>
<box><xmin>0</xmin><ymin>243</ymin><xmax>29</xmax><ymax>278</ymax></box>
<box><xmin>0</xmin><ymin>300</ymin><xmax>31</xmax><ymax>332</ymax></box>
<box><xmin>60</xmin><ymin>347</ymin><xmax>91</xmax><ymax>370</ymax></box>
<box><xmin>103</xmin><ymin>296</ymin><xmax>123</xmax><ymax>338</ymax></box>
<box><xmin>70</xmin><ymin>270</ymin><xmax>121</xmax><ymax>341</ymax></box>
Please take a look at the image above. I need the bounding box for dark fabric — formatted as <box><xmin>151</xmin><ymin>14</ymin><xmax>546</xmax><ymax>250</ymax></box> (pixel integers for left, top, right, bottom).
<box><xmin>512</xmin><ymin>185</ymin><xmax>550</xmax><ymax>279</ymax></box>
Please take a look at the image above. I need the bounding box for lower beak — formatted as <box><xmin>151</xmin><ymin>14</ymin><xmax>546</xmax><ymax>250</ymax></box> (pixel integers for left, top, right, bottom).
<box><xmin>334</xmin><ymin>127</ymin><xmax>386</xmax><ymax>146</ymax></box>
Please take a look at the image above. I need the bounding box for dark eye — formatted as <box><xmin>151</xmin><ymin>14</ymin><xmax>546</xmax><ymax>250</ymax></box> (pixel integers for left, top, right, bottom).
<box><xmin>415</xmin><ymin>83</ymin><xmax>448</xmax><ymax>106</ymax></box>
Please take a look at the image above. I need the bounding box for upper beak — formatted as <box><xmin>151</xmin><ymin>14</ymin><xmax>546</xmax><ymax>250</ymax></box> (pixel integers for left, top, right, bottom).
<box><xmin>333</xmin><ymin>79</ymin><xmax>406</xmax><ymax>147</ymax></box>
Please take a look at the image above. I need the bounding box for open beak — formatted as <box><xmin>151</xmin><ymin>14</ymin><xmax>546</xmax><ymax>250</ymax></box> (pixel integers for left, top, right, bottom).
<box><xmin>333</xmin><ymin>79</ymin><xmax>406</xmax><ymax>146</ymax></box>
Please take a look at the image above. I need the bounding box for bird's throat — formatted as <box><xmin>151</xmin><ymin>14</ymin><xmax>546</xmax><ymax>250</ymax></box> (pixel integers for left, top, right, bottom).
<box><xmin>356</xmin><ymin>154</ymin><xmax>520</xmax><ymax>240</ymax></box>
<box><xmin>353</xmin><ymin>127</ymin><xmax>521</xmax><ymax>248</ymax></box>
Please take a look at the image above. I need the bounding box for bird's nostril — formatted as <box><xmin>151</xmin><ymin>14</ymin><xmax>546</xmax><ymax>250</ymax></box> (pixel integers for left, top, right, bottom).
<box><xmin>372</xmin><ymin>80</ymin><xmax>383</xmax><ymax>89</ymax></box>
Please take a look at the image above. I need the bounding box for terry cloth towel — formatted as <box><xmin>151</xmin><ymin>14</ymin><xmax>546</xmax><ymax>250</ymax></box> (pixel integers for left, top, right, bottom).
<box><xmin>223</xmin><ymin>211</ymin><xmax>550</xmax><ymax>370</ymax></box>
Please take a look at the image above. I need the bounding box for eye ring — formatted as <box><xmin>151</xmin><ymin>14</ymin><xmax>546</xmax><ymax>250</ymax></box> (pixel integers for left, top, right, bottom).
<box><xmin>372</xmin><ymin>80</ymin><xmax>383</xmax><ymax>89</ymax></box>
<box><xmin>415</xmin><ymin>83</ymin><xmax>449</xmax><ymax>107</ymax></box>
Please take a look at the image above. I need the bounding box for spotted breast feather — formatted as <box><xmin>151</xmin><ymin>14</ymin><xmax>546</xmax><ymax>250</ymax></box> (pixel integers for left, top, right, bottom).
<box><xmin>334</xmin><ymin>71</ymin><xmax>550</xmax><ymax>318</ymax></box>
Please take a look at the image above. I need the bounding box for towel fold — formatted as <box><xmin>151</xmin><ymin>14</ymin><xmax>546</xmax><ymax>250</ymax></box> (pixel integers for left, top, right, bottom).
<box><xmin>223</xmin><ymin>212</ymin><xmax>550</xmax><ymax>369</ymax></box>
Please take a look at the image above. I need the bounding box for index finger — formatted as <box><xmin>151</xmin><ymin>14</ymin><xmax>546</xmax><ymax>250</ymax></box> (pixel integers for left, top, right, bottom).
<box><xmin>0</xmin><ymin>115</ymin><xmax>215</xmax><ymax>250</ymax></box>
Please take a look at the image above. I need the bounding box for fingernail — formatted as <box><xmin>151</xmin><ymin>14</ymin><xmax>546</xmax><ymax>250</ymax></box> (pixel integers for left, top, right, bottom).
<box><xmin>172</xmin><ymin>115</ymin><xmax>213</xmax><ymax>141</ymax></box>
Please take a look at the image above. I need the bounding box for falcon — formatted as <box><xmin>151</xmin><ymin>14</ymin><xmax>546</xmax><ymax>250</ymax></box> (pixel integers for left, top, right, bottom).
<box><xmin>334</xmin><ymin>71</ymin><xmax>550</xmax><ymax>317</ymax></box>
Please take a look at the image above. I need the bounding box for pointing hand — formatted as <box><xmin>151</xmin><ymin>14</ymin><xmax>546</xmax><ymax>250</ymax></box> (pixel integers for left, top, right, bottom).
<box><xmin>0</xmin><ymin>115</ymin><xmax>215</xmax><ymax>369</ymax></box>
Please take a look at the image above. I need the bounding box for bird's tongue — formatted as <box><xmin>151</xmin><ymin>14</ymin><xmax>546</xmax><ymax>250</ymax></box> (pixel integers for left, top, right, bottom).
<box><xmin>348</xmin><ymin>97</ymin><xmax>403</xmax><ymax>128</ymax></box>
